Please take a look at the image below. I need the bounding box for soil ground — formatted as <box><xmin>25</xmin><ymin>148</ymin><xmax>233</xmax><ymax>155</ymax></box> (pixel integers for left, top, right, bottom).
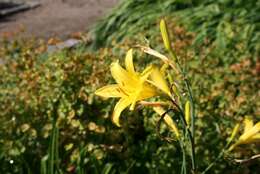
<box><xmin>0</xmin><ymin>0</ymin><xmax>118</xmax><ymax>39</ymax></box>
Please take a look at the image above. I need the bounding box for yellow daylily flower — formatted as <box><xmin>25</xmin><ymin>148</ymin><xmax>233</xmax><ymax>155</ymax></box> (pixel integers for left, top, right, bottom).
<box><xmin>95</xmin><ymin>49</ymin><xmax>157</xmax><ymax>127</ymax></box>
<box><xmin>228</xmin><ymin>117</ymin><xmax>260</xmax><ymax>151</ymax></box>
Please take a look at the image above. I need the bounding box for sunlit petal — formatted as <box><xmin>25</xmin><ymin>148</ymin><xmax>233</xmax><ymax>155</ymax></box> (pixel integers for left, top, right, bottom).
<box><xmin>239</xmin><ymin>122</ymin><xmax>260</xmax><ymax>143</ymax></box>
<box><xmin>252</xmin><ymin>134</ymin><xmax>260</xmax><ymax>140</ymax></box>
<box><xmin>138</xmin><ymin>84</ymin><xmax>157</xmax><ymax>100</ymax></box>
<box><xmin>246</xmin><ymin>134</ymin><xmax>260</xmax><ymax>144</ymax></box>
<box><xmin>110</xmin><ymin>61</ymin><xmax>137</xmax><ymax>85</ymax></box>
<box><xmin>110</xmin><ymin>61</ymin><xmax>139</xmax><ymax>94</ymax></box>
<box><xmin>95</xmin><ymin>85</ymin><xmax>125</xmax><ymax>98</ymax></box>
<box><xmin>129</xmin><ymin>92</ymin><xmax>140</xmax><ymax>110</ymax></box>
<box><xmin>229</xmin><ymin>120</ymin><xmax>260</xmax><ymax>151</ymax></box>
<box><xmin>243</xmin><ymin>117</ymin><xmax>254</xmax><ymax>133</ymax></box>
<box><xmin>140</xmin><ymin>65</ymin><xmax>154</xmax><ymax>82</ymax></box>
<box><xmin>125</xmin><ymin>49</ymin><xmax>136</xmax><ymax>75</ymax></box>
<box><xmin>112</xmin><ymin>98</ymin><xmax>132</xmax><ymax>127</ymax></box>
<box><xmin>160</xmin><ymin>63</ymin><xmax>168</xmax><ymax>76</ymax></box>
<box><xmin>149</xmin><ymin>67</ymin><xmax>171</xmax><ymax>96</ymax></box>
<box><xmin>129</xmin><ymin>84</ymin><xmax>157</xmax><ymax>110</ymax></box>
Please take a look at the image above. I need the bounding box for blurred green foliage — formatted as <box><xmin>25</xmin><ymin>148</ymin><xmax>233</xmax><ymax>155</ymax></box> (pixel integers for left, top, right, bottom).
<box><xmin>92</xmin><ymin>0</ymin><xmax>260</xmax><ymax>55</ymax></box>
<box><xmin>0</xmin><ymin>0</ymin><xmax>260</xmax><ymax>173</ymax></box>
<box><xmin>0</xmin><ymin>39</ymin><xmax>114</xmax><ymax>173</ymax></box>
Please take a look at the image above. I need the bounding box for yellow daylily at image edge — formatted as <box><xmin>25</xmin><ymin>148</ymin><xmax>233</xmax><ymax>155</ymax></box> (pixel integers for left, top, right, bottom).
<box><xmin>228</xmin><ymin>117</ymin><xmax>260</xmax><ymax>151</ymax></box>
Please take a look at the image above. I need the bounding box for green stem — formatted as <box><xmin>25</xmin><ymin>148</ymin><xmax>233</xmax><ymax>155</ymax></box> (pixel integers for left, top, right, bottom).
<box><xmin>184</xmin><ymin>79</ymin><xmax>195</xmax><ymax>138</ymax></box>
<box><xmin>168</xmin><ymin>46</ymin><xmax>196</xmax><ymax>172</ymax></box>
<box><xmin>157</xmin><ymin>108</ymin><xmax>193</xmax><ymax>173</ymax></box>
<box><xmin>48</xmin><ymin>101</ymin><xmax>60</xmax><ymax>174</ymax></box>
<box><xmin>21</xmin><ymin>155</ymin><xmax>32</xmax><ymax>174</ymax></box>
<box><xmin>202</xmin><ymin>142</ymin><xmax>231</xmax><ymax>174</ymax></box>
<box><xmin>50</xmin><ymin>117</ymin><xmax>56</xmax><ymax>174</ymax></box>
<box><xmin>169</xmin><ymin>49</ymin><xmax>177</xmax><ymax>63</ymax></box>
<box><xmin>201</xmin><ymin>150</ymin><xmax>225</xmax><ymax>174</ymax></box>
<box><xmin>170</xmin><ymin>47</ymin><xmax>194</xmax><ymax>125</ymax></box>
<box><xmin>180</xmin><ymin>141</ymin><xmax>187</xmax><ymax>174</ymax></box>
<box><xmin>171</xmin><ymin>100</ymin><xmax>196</xmax><ymax>172</ymax></box>
<box><xmin>169</xmin><ymin>48</ymin><xmax>195</xmax><ymax>137</ymax></box>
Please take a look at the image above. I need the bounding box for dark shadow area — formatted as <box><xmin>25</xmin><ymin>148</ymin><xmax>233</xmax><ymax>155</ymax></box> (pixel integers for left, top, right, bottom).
<box><xmin>0</xmin><ymin>1</ymin><xmax>40</xmax><ymax>20</ymax></box>
<box><xmin>0</xmin><ymin>3</ymin><xmax>16</xmax><ymax>24</ymax></box>
<box><xmin>0</xmin><ymin>2</ymin><xmax>22</xmax><ymax>10</ymax></box>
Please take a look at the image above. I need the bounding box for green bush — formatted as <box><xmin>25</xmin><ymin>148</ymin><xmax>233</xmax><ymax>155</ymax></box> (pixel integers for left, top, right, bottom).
<box><xmin>0</xmin><ymin>39</ymin><xmax>116</xmax><ymax>173</ymax></box>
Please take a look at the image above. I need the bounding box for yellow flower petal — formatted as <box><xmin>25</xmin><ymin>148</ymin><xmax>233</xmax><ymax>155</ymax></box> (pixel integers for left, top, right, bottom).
<box><xmin>129</xmin><ymin>84</ymin><xmax>156</xmax><ymax>111</ymax></box>
<box><xmin>95</xmin><ymin>85</ymin><xmax>126</xmax><ymax>98</ymax></box>
<box><xmin>112</xmin><ymin>98</ymin><xmax>132</xmax><ymax>127</ymax></box>
<box><xmin>239</xmin><ymin>122</ymin><xmax>260</xmax><ymax>144</ymax></box>
<box><xmin>160</xmin><ymin>63</ymin><xmax>169</xmax><ymax>76</ymax></box>
<box><xmin>243</xmin><ymin>116</ymin><xmax>254</xmax><ymax>133</ymax></box>
<box><xmin>153</xmin><ymin>106</ymin><xmax>180</xmax><ymax>139</ymax></box>
<box><xmin>129</xmin><ymin>83</ymin><xmax>157</xmax><ymax>110</ymax></box>
<box><xmin>246</xmin><ymin>133</ymin><xmax>260</xmax><ymax>144</ymax></box>
<box><xmin>140</xmin><ymin>65</ymin><xmax>154</xmax><ymax>82</ymax></box>
<box><xmin>149</xmin><ymin>67</ymin><xmax>171</xmax><ymax>96</ymax></box>
<box><xmin>129</xmin><ymin>92</ymin><xmax>140</xmax><ymax>111</ymax></box>
<box><xmin>138</xmin><ymin>84</ymin><xmax>157</xmax><ymax>100</ymax></box>
<box><xmin>228</xmin><ymin>120</ymin><xmax>260</xmax><ymax>151</ymax></box>
<box><xmin>125</xmin><ymin>49</ymin><xmax>136</xmax><ymax>75</ymax></box>
<box><xmin>110</xmin><ymin>61</ymin><xmax>133</xmax><ymax>83</ymax></box>
<box><xmin>252</xmin><ymin>133</ymin><xmax>260</xmax><ymax>140</ymax></box>
<box><xmin>110</xmin><ymin>61</ymin><xmax>138</xmax><ymax>90</ymax></box>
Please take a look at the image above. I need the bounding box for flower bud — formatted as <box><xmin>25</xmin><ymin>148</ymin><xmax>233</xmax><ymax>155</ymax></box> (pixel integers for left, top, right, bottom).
<box><xmin>160</xmin><ymin>19</ymin><xmax>172</xmax><ymax>51</ymax></box>
<box><xmin>185</xmin><ymin>100</ymin><xmax>191</xmax><ymax>126</ymax></box>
